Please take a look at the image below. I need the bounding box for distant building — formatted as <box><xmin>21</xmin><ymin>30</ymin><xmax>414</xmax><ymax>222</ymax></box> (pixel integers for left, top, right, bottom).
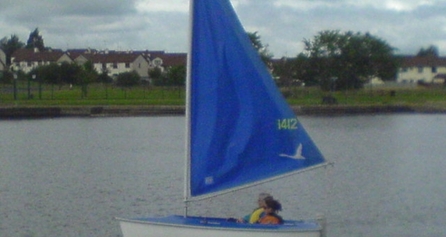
<box><xmin>84</xmin><ymin>50</ymin><xmax>151</xmax><ymax>80</ymax></box>
<box><xmin>397</xmin><ymin>56</ymin><xmax>446</xmax><ymax>84</ymax></box>
<box><xmin>10</xmin><ymin>48</ymin><xmax>72</xmax><ymax>73</ymax></box>
<box><xmin>10</xmin><ymin>48</ymin><xmax>187</xmax><ymax>82</ymax></box>
<box><xmin>0</xmin><ymin>49</ymin><xmax>6</xmax><ymax>72</ymax></box>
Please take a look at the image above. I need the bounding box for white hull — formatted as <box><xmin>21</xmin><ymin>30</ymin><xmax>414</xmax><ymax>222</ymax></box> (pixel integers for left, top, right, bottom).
<box><xmin>117</xmin><ymin>215</ymin><xmax>324</xmax><ymax>237</ymax></box>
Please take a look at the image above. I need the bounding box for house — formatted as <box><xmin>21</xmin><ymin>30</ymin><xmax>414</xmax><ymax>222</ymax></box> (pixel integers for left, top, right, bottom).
<box><xmin>135</xmin><ymin>51</ymin><xmax>187</xmax><ymax>72</ymax></box>
<box><xmin>67</xmin><ymin>49</ymin><xmax>156</xmax><ymax>80</ymax></box>
<box><xmin>66</xmin><ymin>48</ymin><xmax>98</xmax><ymax>65</ymax></box>
<box><xmin>96</xmin><ymin>51</ymin><xmax>187</xmax><ymax>80</ymax></box>
<box><xmin>0</xmin><ymin>48</ymin><xmax>6</xmax><ymax>72</ymax></box>
<box><xmin>134</xmin><ymin>50</ymin><xmax>165</xmax><ymax>70</ymax></box>
<box><xmin>397</xmin><ymin>56</ymin><xmax>446</xmax><ymax>84</ymax></box>
<box><xmin>86</xmin><ymin>51</ymin><xmax>151</xmax><ymax>80</ymax></box>
<box><xmin>11</xmin><ymin>48</ymin><xmax>73</xmax><ymax>73</ymax></box>
<box><xmin>9</xmin><ymin>48</ymin><xmax>187</xmax><ymax>82</ymax></box>
<box><xmin>10</xmin><ymin>48</ymin><xmax>151</xmax><ymax>79</ymax></box>
<box><xmin>0</xmin><ymin>49</ymin><xmax>6</xmax><ymax>80</ymax></box>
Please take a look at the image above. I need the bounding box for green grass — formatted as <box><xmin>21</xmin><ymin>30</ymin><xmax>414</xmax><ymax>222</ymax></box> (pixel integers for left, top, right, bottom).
<box><xmin>1</xmin><ymin>82</ymin><xmax>446</xmax><ymax>109</ymax></box>
<box><xmin>285</xmin><ymin>86</ymin><xmax>446</xmax><ymax>108</ymax></box>
<box><xmin>0</xmin><ymin>83</ymin><xmax>184</xmax><ymax>106</ymax></box>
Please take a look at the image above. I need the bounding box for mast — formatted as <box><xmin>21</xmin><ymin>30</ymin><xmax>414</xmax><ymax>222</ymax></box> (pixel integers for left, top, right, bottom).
<box><xmin>183</xmin><ymin>0</ymin><xmax>194</xmax><ymax>217</ymax></box>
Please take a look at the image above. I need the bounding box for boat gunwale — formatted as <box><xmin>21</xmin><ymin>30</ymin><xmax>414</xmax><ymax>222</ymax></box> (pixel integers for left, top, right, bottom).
<box><xmin>116</xmin><ymin>215</ymin><xmax>322</xmax><ymax>233</ymax></box>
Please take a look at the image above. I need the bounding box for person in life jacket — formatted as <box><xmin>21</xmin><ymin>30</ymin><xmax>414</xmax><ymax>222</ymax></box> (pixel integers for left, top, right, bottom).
<box><xmin>257</xmin><ymin>198</ymin><xmax>283</xmax><ymax>225</ymax></box>
<box><xmin>237</xmin><ymin>192</ymin><xmax>273</xmax><ymax>223</ymax></box>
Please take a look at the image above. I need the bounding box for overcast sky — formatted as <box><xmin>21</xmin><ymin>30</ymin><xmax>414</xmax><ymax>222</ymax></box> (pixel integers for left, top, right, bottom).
<box><xmin>1</xmin><ymin>0</ymin><xmax>445</xmax><ymax>57</ymax></box>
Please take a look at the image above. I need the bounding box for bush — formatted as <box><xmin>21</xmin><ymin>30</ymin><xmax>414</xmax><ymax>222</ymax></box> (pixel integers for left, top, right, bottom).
<box><xmin>0</xmin><ymin>71</ymin><xmax>13</xmax><ymax>84</ymax></box>
<box><xmin>116</xmin><ymin>71</ymin><xmax>140</xmax><ymax>87</ymax></box>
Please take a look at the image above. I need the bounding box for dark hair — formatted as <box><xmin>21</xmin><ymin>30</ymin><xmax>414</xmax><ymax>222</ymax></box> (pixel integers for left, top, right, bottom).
<box><xmin>265</xmin><ymin>199</ymin><xmax>282</xmax><ymax>212</ymax></box>
<box><xmin>258</xmin><ymin>192</ymin><xmax>272</xmax><ymax>200</ymax></box>
<box><xmin>263</xmin><ymin>196</ymin><xmax>273</xmax><ymax>202</ymax></box>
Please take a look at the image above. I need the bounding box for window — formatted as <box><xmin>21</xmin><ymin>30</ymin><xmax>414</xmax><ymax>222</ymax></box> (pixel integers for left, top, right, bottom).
<box><xmin>432</xmin><ymin>67</ymin><xmax>437</xmax><ymax>73</ymax></box>
<box><xmin>153</xmin><ymin>58</ymin><xmax>162</xmax><ymax>67</ymax></box>
<box><xmin>125</xmin><ymin>63</ymin><xmax>130</xmax><ymax>68</ymax></box>
<box><xmin>418</xmin><ymin>66</ymin><xmax>423</xmax><ymax>73</ymax></box>
<box><xmin>113</xmin><ymin>62</ymin><xmax>118</xmax><ymax>69</ymax></box>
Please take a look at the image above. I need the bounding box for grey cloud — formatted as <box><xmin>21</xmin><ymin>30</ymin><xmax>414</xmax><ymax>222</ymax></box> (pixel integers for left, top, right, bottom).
<box><xmin>232</xmin><ymin>0</ymin><xmax>446</xmax><ymax>56</ymax></box>
<box><xmin>1</xmin><ymin>0</ymin><xmax>445</xmax><ymax>56</ymax></box>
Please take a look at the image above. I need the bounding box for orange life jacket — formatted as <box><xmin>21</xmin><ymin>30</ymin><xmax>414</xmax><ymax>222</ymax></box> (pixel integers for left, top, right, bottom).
<box><xmin>258</xmin><ymin>213</ymin><xmax>283</xmax><ymax>225</ymax></box>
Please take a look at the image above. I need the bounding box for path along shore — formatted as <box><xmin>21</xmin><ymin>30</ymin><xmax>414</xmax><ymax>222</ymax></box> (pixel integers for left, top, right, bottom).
<box><xmin>1</xmin><ymin>104</ymin><xmax>446</xmax><ymax>119</ymax></box>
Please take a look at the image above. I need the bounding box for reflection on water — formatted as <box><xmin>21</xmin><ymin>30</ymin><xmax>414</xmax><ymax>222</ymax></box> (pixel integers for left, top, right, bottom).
<box><xmin>1</xmin><ymin>115</ymin><xmax>445</xmax><ymax>237</ymax></box>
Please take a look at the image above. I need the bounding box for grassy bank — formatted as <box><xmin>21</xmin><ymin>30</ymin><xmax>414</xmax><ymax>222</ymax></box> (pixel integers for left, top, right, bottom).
<box><xmin>0</xmin><ymin>83</ymin><xmax>184</xmax><ymax>106</ymax></box>
<box><xmin>1</xmin><ymin>83</ymin><xmax>446</xmax><ymax>110</ymax></box>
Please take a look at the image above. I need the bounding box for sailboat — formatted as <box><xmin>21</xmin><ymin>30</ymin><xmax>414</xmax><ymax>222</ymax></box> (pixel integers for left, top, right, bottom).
<box><xmin>117</xmin><ymin>0</ymin><xmax>329</xmax><ymax>236</ymax></box>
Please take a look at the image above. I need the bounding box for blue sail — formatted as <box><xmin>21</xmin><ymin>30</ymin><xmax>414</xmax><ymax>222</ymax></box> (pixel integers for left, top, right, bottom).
<box><xmin>188</xmin><ymin>0</ymin><xmax>325</xmax><ymax>197</ymax></box>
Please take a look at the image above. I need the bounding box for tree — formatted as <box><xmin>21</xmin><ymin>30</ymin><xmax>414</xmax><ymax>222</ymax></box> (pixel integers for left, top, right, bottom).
<box><xmin>149</xmin><ymin>67</ymin><xmax>164</xmax><ymax>85</ymax></box>
<box><xmin>150</xmin><ymin>66</ymin><xmax>186</xmax><ymax>86</ymax></box>
<box><xmin>0</xmin><ymin>35</ymin><xmax>25</xmax><ymax>65</ymax></box>
<box><xmin>79</xmin><ymin>60</ymin><xmax>99</xmax><ymax>84</ymax></box>
<box><xmin>303</xmin><ymin>30</ymin><xmax>397</xmax><ymax>90</ymax></box>
<box><xmin>165</xmin><ymin>65</ymin><xmax>186</xmax><ymax>86</ymax></box>
<box><xmin>26</xmin><ymin>28</ymin><xmax>45</xmax><ymax>52</ymax></box>
<box><xmin>116</xmin><ymin>71</ymin><xmax>140</xmax><ymax>87</ymax></box>
<box><xmin>98</xmin><ymin>70</ymin><xmax>113</xmax><ymax>84</ymax></box>
<box><xmin>34</xmin><ymin>63</ymin><xmax>61</xmax><ymax>84</ymax></box>
<box><xmin>272</xmin><ymin>57</ymin><xmax>294</xmax><ymax>87</ymax></box>
<box><xmin>0</xmin><ymin>70</ymin><xmax>14</xmax><ymax>84</ymax></box>
<box><xmin>248</xmin><ymin>32</ymin><xmax>273</xmax><ymax>64</ymax></box>
<box><xmin>59</xmin><ymin>62</ymin><xmax>82</xmax><ymax>85</ymax></box>
<box><xmin>76</xmin><ymin>61</ymin><xmax>98</xmax><ymax>97</ymax></box>
<box><xmin>417</xmin><ymin>45</ymin><xmax>439</xmax><ymax>57</ymax></box>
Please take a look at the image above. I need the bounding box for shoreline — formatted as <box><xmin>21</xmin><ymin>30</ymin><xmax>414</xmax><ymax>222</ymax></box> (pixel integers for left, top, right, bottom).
<box><xmin>1</xmin><ymin>105</ymin><xmax>446</xmax><ymax>119</ymax></box>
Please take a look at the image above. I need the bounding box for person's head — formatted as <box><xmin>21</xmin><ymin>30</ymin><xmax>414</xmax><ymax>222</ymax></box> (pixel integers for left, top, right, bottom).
<box><xmin>264</xmin><ymin>199</ymin><xmax>282</xmax><ymax>214</ymax></box>
<box><xmin>257</xmin><ymin>192</ymin><xmax>272</xmax><ymax>208</ymax></box>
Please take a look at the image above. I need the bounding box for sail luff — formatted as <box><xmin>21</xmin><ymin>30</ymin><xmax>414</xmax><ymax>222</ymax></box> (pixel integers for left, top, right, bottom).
<box><xmin>183</xmin><ymin>0</ymin><xmax>194</xmax><ymax>215</ymax></box>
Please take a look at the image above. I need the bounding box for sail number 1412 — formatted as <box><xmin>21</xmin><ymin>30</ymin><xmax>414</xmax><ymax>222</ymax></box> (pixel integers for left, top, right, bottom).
<box><xmin>277</xmin><ymin>118</ymin><xmax>298</xmax><ymax>130</ymax></box>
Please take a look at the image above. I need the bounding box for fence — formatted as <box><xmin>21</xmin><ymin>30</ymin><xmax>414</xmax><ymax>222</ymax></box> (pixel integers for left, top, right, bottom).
<box><xmin>1</xmin><ymin>81</ymin><xmax>445</xmax><ymax>107</ymax></box>
<box><xmin>0</xmin><ymin>81</ymin><xmax>185</xmax><ymax>104</ymax></box>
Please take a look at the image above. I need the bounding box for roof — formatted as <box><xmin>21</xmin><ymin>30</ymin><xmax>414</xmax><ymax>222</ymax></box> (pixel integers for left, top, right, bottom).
<box><xmin>12</xmin><ymin>48</ymin><xmax>65</xmax><ymax>62</ymax></box>
<box><xmin>400</xmin><ymin>56</ymin><xmax>446</xmax><ymax>67</ymax></box>
<box><xmin>159</xmin><ymin>53</ymin><xmax>187</xmax><ymax>67</ymax></box>
<box><xmin>87</xmin><ymin>52</ymin><xmax>146</xmax><ymax>63</ymax></box>
<box><xmin>66</xmin><ymin>49</ymin><xmax>98</xmax><ymax>59</ymax></box>
<box><xmin>10</xmin><ymin>48</ymin><xmax>186</xmax><ymax>67</ymax></box>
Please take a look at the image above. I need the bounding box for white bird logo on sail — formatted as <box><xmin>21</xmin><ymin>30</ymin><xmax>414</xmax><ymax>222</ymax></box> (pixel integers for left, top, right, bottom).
<box><xmin>280</xmin><ymin>143</ymin><xmax>305</xmax><ymax>160</ymax></box>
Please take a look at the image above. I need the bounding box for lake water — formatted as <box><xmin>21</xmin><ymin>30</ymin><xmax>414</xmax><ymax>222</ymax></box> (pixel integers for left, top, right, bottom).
<box><xmin>1</xmin><ymin>114</ymin><xmax>445</xmax><ymax>237</ymax></box>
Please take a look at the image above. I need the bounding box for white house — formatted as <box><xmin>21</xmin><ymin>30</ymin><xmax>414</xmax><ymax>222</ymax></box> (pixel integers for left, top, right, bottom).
<box><xmin>0</xmin><ymin>48</ymin><xmax>6</xmax><ymax>72</ymax></box>
<box><xmin>10</xmin><ymin>48</ymin><xmax>73</xmax><ymax>73</ymax></box>
<box><xmin>397</xmin><ymin>56</ymin><xmax>446</xmax><ymax>84</ymax></box>
<box><xmin>86</xmin><ymin>51</ymin><xmax>151</xmax><ymax>80</ymax></box>
<box><xmin>66</xmin><ymin>48</ymin><xmax>97</xmax><ymax>65</ymax></box>
<box><xmin>9</xmin><ymin>48</ymin><xmax>187</xmax><ymax>82</ymax></box>
<box><xmin>70</xmin><ymin>49</ymin><xmax>187</xmax><ymax>80</ymax></box>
